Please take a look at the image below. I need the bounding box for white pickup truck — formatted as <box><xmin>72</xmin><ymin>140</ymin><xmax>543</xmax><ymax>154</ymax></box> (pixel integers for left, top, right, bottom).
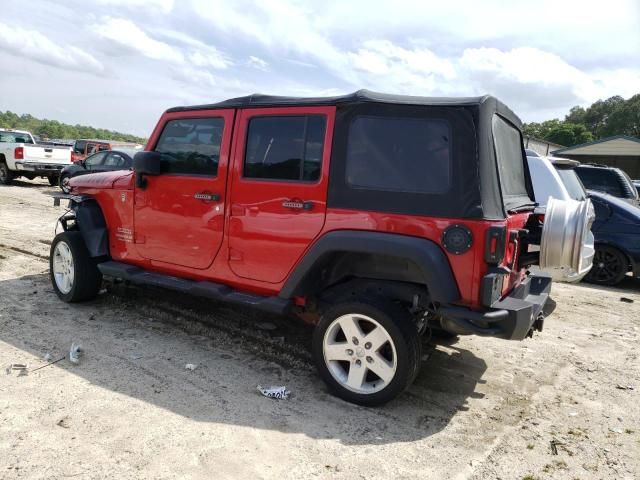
<box><xmin>0</xmin><ymin>128</ymin><xmax>72</xmax><ymax>185</ymax></box>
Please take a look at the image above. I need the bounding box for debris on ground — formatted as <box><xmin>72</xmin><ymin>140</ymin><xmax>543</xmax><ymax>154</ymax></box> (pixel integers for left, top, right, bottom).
<box><xmin>620</xmin><ymin>297</ymin><xmax>634</xmax><ymax>303</ymax></box>
<box><xmin>616</xmin><ymin>384</ymin><xmax>635</xmax><ymax>390</ymax></box>
<box><xmin>69</xmin><ymin>343</ymin><xmax>83</xmax><ymax>364</ymax></box>
<box><xmin>257</xmin><ymin>385</ymin><xmax>290</xmax><ymax>399</ymax></box>
<box><xmin>550</xmin><ymin>439</ymin><xmax>563</xmax><ymax>455</ymax></box>
<box><xmin>43</xmin><ymin>353</ymin><xmax>52</xmax><ymax>362</ymax></box>
<box><xmin>609</xmin><ymin>427</ymin><xmax>623</xmax><ymax>434</ymax></box>
<box><xmin>5</xmin><ymin>363</ymin><xmax>28</xmax><ymax>375</ymax></box>
<box><xmin>185</xmin><ymin>363</ymin><xmax>198</xmax><ymax>371</ymax></box>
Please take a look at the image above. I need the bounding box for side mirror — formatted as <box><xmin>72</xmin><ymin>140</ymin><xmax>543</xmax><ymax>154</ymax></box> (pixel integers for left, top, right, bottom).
<box><xmin>133</xmin><ymin>151</ymin><xmax>162</xmax><ymax>188</ymax></box>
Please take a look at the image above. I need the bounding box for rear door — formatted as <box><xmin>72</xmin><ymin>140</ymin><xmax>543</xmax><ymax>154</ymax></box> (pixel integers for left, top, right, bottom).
<box><xmin>227</xmin><ymin>107</ymin><xmax>334</xmax><ymax>283</ymax></box>
<box><xmin>134</xmin><ymin>110</ymin><xmax>234</xmax><ymax>270</ymax></box>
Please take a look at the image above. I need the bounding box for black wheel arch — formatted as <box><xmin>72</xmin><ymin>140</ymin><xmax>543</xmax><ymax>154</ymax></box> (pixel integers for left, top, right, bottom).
<box><xmin>61</xmin><ymin>198</ymin><xmax>109</xmax><ymax>258</ymax></box>
<box><xmin>279</xmin><ymin>230</ymin><xmax>460</xmax><ymax>304</ymax></box>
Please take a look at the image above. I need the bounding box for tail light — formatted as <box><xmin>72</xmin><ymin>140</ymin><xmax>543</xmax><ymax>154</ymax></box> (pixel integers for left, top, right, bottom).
<box><xmin>14</xmin><ymin>147</ymin><xmax>24</xmax><ymax>160</ymax></box>
<box><xmin>484</xmin><ymin>226</ymin><xmax>506</xmax><ymax>264</ymax></box>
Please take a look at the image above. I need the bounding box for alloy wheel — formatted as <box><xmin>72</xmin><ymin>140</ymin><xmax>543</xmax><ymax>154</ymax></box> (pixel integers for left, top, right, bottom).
<box><xmin>322</xmin><ymin>313</ymin><xmax>397</xmax><ymax>394</ymax></box>
<box><xmin>52</xmin><ymin>241</ymin><xmax>75</xmax><ymax>294</ymax></box>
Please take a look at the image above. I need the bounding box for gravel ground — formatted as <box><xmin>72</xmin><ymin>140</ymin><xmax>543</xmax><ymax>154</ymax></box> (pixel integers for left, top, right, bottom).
<box><xmin>1</xmin><ymin>178</ymin><xmax>639</xmax><ymax>480</ymax></box>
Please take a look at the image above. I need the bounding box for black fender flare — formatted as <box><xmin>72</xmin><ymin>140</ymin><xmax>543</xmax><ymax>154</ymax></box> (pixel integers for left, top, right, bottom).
<box><xmin>279</xmin><ymin>230</ymin><xmax>460</xmax><ymax>304</ymax></box>
<box><xmin>67</xmin><ymin>198</ymin><xmax>109</xmax><ymax>258</ymax></box>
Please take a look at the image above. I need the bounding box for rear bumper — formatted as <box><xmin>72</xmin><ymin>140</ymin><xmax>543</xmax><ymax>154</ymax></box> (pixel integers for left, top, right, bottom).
<box><xmin>439</xmin><ymin>274</ymin><xmax>552</xmax><ymax>340</ymax></box>
<box><xmin>14</xmin><ymin>162</ymin><xmax>65</xmax><ymax>175</ymax></box>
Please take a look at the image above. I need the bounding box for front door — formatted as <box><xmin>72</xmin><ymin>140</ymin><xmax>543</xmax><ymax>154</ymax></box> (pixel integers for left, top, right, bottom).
<box><xmin>134</xmin><ymin>109</ymin><xmax>234</xmax><ymax>270</ymax></box>
<box><xmin>227</xmin><ymin>106</ymin><xmax>335</xmax><ymax>283</ymax></box>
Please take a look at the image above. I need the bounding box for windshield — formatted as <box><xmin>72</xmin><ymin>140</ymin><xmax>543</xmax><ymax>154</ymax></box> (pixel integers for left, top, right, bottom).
<box><xmin>0</xmin><ymin>131</ymin><xmax>34</xmax><ymax>144</ymax></box>
<box><xmin>555</xmin><ymin>167</ymin><xmax>587</xmax><ymax>201</ymax></box>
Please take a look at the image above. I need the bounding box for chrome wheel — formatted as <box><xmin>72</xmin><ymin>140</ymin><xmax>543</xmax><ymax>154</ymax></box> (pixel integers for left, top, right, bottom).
<box><xmin>322</xmin><ymin>313</ymin><xmax>397</xmax><ymax>394</ymax></box>
<box><xmin>52</xmin><ymin>241</ymin><xmax>75</xmax><ymax>294</ymax></box>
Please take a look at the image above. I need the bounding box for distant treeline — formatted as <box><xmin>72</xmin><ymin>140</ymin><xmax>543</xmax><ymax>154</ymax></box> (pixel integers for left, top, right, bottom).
<box><xmin>0</xmin><ymin>110</ymin><xmax>147</xmax><ymax>144</ymax></box>
<box><xmin>523</xmin><ymin>93</ymin><xmax>639</xmax><ymax>147</ymax></box>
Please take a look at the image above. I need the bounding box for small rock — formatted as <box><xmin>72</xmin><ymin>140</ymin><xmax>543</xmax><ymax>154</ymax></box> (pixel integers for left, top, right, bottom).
<box><xmin>569</xmin><ymin>412</ymin><xmax>578</xmax><ymax>417</ymax></box>
<box><xmin>185</xmin><ymin>363</ymin><xmax>198</xmax><ymax>371</ymax></box>
<box><xmin>256</xmin><ymin>322</ymin><xmax>277</xmax><ymax>331</ymax></box>
<box><xmin>609</xmin><ymin>427</ymin><xmax>623</xmax><ymax>434</ymax></box>
<box><xmin>616</xmin><ymin>384</ymin><xmax>635</xmax><ymax>390</ymax></box>
<box><xmin>620</xmin><ymin>297</ymin><xmax>634</xmax><ymax>303</ymax></box>
<box><xmin>56</xmin><ymin>417</ymin><xmax>71</xmax><ymax>429</ymax></box>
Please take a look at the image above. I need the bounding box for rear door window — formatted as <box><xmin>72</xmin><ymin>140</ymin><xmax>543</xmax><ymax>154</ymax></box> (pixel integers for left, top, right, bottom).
<box><xmin>345</xmin><ymin>116</ymin><xmax>451</xmax><ymax>194</ymax></box>
<box><xmin>154</xmin><ymin>117</ymin><xmax>224</xmax><ymax>176</ymax></box>
<box><xmin>243</xmin><ymin>115</ymin><xmax>326</xmax><ymax>182</ymax></box>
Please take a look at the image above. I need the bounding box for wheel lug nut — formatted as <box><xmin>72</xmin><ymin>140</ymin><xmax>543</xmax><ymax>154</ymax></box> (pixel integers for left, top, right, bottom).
<box><xmin>355</xmin><ymin>359</ymin><xmax>362</xmax><ymax>366</ymax></box>
<box><xmin>352</xmin><ymin>337</ymin><xmax>359</xmax><ymax>345</ymax></box>
<box><xmin>346</xmin><ymin>349</ymin><xmax>354</xmax><ymax>355</ymax></box>
<box><xmin>364</xmin><ymin>342</ymin><xmax>372</xmax><ymax>349</ymax></box>
<box><xmin>366</xmin><ymin>356</ymin><xmax>373</xmax><ymax>363</ymax></box>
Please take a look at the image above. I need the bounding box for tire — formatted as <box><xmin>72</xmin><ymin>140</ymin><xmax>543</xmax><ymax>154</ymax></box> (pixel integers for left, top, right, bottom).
<box><xmin>312</xmin><ymin>296</ymin><xmax>421</xmax><ymax>406</ymax></box>
<box><xmin>0</xmin><ymin>162</ymin><xmax>14</xmax><ymax>185</ymax></box>
<box><xmin>50</xmin><ymin>231</ymin><xmax>103</xmax><ymax>302</ymax></box>
<box><xmin>584</xmin><ymin>245</ymin><xmax>628</xmax><ymax>286</ymax></box>
<box><xmin>59</xmin><ymin>173</ymin><xmax>72</xmax><ymax>193</ymax></box>
<box><xmin>48</xmin><ymin>175</ymin><xmax>59</xmax><ymax>186</ymax></box>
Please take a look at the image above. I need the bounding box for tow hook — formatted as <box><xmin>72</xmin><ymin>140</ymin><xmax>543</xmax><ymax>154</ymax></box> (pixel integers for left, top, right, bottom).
<box><xmin>527</xmin><ymin>313</ymin><xmax>545</xmax><ymax>338</ymax></box>
<box><xmin>533</xmin><ymin>313</ymin><xmax>545</xmax><ymax>332</ymax></box>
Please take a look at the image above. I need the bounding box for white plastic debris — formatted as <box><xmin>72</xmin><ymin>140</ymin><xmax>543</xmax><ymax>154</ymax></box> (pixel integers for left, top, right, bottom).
<box><xmin>257</xmin><ymin>385</ymin><xmax>290</xmax><ymax>399</ymax></box>
<box><xmin>185</xmin><ymin>363</ymin><xmax>198</xmax><ymax>371</ymax></box>
<box><xmin>43</xmin><ymin>353</ymin><xmax>52</xmax><ymax>362</ymax></box>
<box><xmin>69</xmin><ymin>343</ymin><xmax>82</xmax><ymax>364</ymax></box>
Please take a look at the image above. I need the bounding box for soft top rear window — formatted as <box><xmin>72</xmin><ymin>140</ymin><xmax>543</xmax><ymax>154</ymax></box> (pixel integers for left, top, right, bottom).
<box><xmin>492</xmin><ymin>115</ymin><xmax>532</xmax><ymax>209</ymax></box>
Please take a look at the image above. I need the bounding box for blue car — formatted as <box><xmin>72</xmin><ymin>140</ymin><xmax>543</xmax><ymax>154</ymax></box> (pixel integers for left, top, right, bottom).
<box><xmin>586</xmin><ymin>190</ymin><xmax>640</xmax><ymax>285</ymax></box>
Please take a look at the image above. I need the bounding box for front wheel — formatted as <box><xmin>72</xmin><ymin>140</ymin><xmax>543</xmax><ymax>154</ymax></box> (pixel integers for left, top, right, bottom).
<box><xmin>584</xmin><ymin>245</ymin><xmax>628</xmax><ymax>286</ymax></box>
<box><xmin>59</xmin><ymin>173</ymin><xmax>72</xmax><ymax>193</ymax></box>
<box><xmin>50</xmin><ymin>231</ymin><xmax>103</xmax><ymax>302</ymax></box>
<box><xmin>312</xmin><ymin>297</ymin><xmax>421</xmax><ymax>406</ymax></box>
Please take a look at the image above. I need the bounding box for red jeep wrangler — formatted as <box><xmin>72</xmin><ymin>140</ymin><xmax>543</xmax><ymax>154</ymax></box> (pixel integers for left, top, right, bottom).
<box><xmin>49</xmin><ymin>91</ymin><xmax>589</xmax><ymax>405</ymax></box>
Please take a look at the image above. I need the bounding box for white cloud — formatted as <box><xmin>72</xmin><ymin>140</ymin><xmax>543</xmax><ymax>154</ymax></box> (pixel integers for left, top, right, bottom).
<box><xmin>247</xmin><ymin>55</ymin><xmax>268</xmax><ymax>71</ymax></box>
<box><xmin>0</xmin><ymin>22</ymin><xmax>104</xmax><ymax>74</ymax></box>
<box><xmin>94</xmin><ymin>0</ymin><xmax>174</xmax><ymax>14</ymax></box>
<box><xmin>95</xmin><ymin>17</ymin><xmax>184</xmax><ymax>62</ymax></box>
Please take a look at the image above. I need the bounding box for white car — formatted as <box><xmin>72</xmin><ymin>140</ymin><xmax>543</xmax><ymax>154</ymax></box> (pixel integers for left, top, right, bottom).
<box><xmin>0</xmin><ymin>128</ymin><xmax>72</xmax><ymax>186</ymax></box>
<box><xmin>527</xmin><ymin>155</ymin><xmax>595</xmax><ymax>282</ymax></box>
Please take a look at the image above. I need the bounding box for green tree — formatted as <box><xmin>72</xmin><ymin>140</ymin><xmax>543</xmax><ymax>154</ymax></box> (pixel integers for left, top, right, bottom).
<box><xmin>565</xmin><ymin>106</ymin><xmax>586</xmax><ymax>125</ymax></box>
<box><xmin>545</xmin><ymin>123</ymin><xmax>593</xmax><ymax>146</ymax></box>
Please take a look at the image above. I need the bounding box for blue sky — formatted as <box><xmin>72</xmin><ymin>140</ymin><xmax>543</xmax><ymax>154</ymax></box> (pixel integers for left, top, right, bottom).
<box><xmin>0</xmin><ymin>0</ymin><xmax>638</xmax><ymax>136</ymax></box>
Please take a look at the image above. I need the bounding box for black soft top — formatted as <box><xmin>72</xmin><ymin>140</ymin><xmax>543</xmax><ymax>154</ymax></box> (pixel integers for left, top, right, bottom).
<box><xmin>166</xmin><ymin>89</ymin><xmax>522</xmax><ymax>129</ymax></box>
<box><xmin>166</xmin><ymin>90</ymin><xmax>531</xmax><ymax>219</ymax></box>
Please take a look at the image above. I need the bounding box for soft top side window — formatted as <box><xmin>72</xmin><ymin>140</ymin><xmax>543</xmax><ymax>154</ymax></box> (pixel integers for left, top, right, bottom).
<box><xmin>345</xmin><ymin>116</ymin><xmax>451</xmax><ymax>194</ymax></box>
<box><xmin>154</xmin><ymin>117</ymin><xmax>224</xmax><ymax>176</ymax></box>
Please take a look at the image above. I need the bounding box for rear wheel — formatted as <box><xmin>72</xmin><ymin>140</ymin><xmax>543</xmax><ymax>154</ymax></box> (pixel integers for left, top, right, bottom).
<box><xmin>48</xmin><ymin>175</ymin><xmax>59</xmax><ymax>186</ymax></box>
<box><xmin>50</xmin><ymin>231</ymin><xmax>103</xmax><ymax>302</ymax></box>
<box><xmin>0</xmin><ymin>162</ymin><xmax>13</xmax><ymax>185</ymax></box>
<box><xmin>585</xmin><ymin>245</ymin><xmax>628</xmax><ymax>286</ymax></box>
<box><xmin>312</xmin><ymin>297</ymin><xmax>421</xmax><ymax>406</ymax></box>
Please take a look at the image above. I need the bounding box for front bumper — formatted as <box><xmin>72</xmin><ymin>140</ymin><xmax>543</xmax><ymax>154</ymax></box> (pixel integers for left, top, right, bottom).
<box><xmin>15</xmin><ymin>162</ymin><xmax>65</xmax><ymax>175</ymax></box>
<box><xmin>439</xmin><ymin>273</ymin><xmax>552</xmax><ymax>340</ymax></box>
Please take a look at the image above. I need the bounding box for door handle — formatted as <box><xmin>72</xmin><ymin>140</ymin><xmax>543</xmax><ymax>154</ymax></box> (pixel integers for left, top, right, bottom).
<box><xmin>194</xmin><ymin>192</ymin><xmax>220</xmax><ymax>202</ymax></box>
<box><xmin>282</xmin><ymin>200</ymin><xmax>313</xmax><ymax>210</ymax></box>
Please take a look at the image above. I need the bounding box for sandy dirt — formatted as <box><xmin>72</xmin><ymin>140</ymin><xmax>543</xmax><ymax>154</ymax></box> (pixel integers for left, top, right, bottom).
<box><xmin>1</xmin><ymin>178</ymin><xmax>639</xmax><ymax>480</ymax></box>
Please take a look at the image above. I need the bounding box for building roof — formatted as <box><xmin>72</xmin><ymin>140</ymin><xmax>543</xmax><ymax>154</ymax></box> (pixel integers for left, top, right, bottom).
<box><xmin>552</xmin><ymin>135</ymin><xmax>640</xmax><ymax>156</ymax></box>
